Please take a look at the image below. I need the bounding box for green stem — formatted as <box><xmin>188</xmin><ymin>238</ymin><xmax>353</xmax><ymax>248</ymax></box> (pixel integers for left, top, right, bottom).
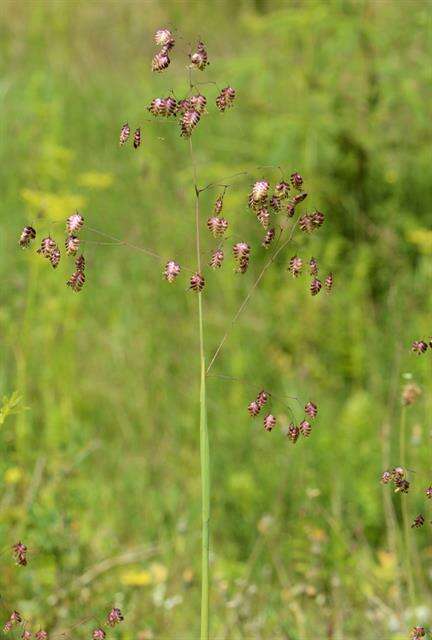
<box><xmin>188</xmin><ymin>136</ymin><xmax>210</xmax><ymax>639</ymax></box>
<box><xmin>399</xmin><ymin>404</ymin><xmax>416</xmax><ymax>607</ymax></box>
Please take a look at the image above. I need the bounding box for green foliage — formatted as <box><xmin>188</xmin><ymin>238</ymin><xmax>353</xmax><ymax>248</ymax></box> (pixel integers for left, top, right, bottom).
<box><xmin>0</xmin><ymin>0</ymin><xmax>431</xmax><ymax>637</ymax></box>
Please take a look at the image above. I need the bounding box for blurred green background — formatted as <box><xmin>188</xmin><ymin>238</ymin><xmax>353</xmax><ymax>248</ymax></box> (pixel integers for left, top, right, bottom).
<box><xmin>1</xmin><ymin>0</ymin><xmax>432</xmax><ymax>638</ymax></box>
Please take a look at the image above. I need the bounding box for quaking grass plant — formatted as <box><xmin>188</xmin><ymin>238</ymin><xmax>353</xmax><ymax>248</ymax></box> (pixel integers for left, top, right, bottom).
<box><xmin>18</xmin><ymin>30</ymin><xmax>334</xmax><ymax>638</ymax></box>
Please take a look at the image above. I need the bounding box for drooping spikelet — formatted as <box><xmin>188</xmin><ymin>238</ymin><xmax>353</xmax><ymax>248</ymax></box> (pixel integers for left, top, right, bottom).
<box><xmin>154</xmin><ymin>29</ymin><xmax>175</xmax><ymax>49</ymax></box>
<box><xmin>164</xmin><ymin>260</ymin><xmax>181</xmax><ymax>283</ymax></box>
<box><xmin>21</xmin><ymin>631</ymin><xmax>32</xmax><ymax>640</ymax></box>
<box><xmin>107</xmin><ymin>608</ymin><xmax>124</xmax><ymax>627</ymax></box>
<box><xmin>248</xmin><ymin>400</ymin><xmax>260</xmax><ymax>417</ymax></box>
<box><xmin>251</xmin><ymin>180</ymin><xmax>269</xmax><ymax>204</ymax></box>
<box><xmin>410</xmin><ymin>627</ymin><xmax>426</xmax><ymax>640</ymax></box>
<box><xmin>290</xmin><ymin>172</ymin><xmax>303</xmax><ymax>189</ymax></box>
<box><xmin>165</xmin><ymin>96</ymin><xmax>177</xmax><ymax>116</ymax></box>
<box><xmin>262</xmin><ymin>227</ymin><xmax>275</xmax><ymax>248</ymax></box>
<box><xmin>209</xmin><ymin>248</ymin><xmax>224</xmax><ymax>269</ymax></box>
<box><xmin>304</xmin><ymin>401</ymin><xmax>318</xmax><ymax>419</ymax></box>
<box><xmin>285</xmin><ymin>203</ymin><xmax>295</xmax><ymax>217</ymax></box>
<box><xmin>299</xmin><ymin>214</ymin><xmax>315</xmax><ymax>233</ymax></box>
<box><xmin>299</xmin><ymin>420</ymin><xmax>312</xmax><ymax>437</ymax></box>
<box><xmin>119</xmin><ymin>123</ymin><xmax>130</xmax><ymax>145</ymax></box>
<box><xmin>312</xmin><ymin>209</ymin><xmax>325</xmax><ymax>228</ymax></box>
<box><xmin>287</xmin><ymin>423</ymin><xmax>300</xmax><ymax>443</ymax></box>
<box><xmin>180</xmin><ymin>110</ymin><xmax>201</xmax><ymax>137</ymax></box>
<box><xmin>190</xmin><ymin>272</ymin><xmax>205</xmax><ymax>292</ymax></box>
<box><xmin>214</xmin><ymin>195</ymin><xmax>224</xmax><ymax>214</ymax></box>
<box><xmin>256</xmin><ymin>390</ymin><xmax>269</xmax><ymax>408</ymax></box>
<box><xmin>263</xmin><ymin>413</ymin><xmax>276</xmax><ymax>432</ymax></box>
<box><xmin>149</xmin><ymin>98</ymin><xmax>167</xmax><ymax>117</ymax></box>
<box><xmin>92</xmin><ymin>629</ymin><xmax>106</xmax><ymax>640</ymax></box>
<box><xmin>133</xmin><ymin>128</ymin><xmax>141</xmax><ymax>149</ymax></box>
<box><xmin>12</xmin><ymin>541</ymin><xmax>27</xmax><ymax>566</ymax></box>
<box><xmin>233</xmin><ymin>242</ymin><xmax>251</xmax><ymax>273</ymax></box>
<box><xmin>309</xmin><ymin>257</ymin><xmax>318</xmax><ymax>276</ymax></box>
<box><xmin>411</xmin><ymin>340</ymin><xmax>427</xmax><ymax>355</ymax></box>
<box><xmin>67</xmin><ymin>270</ymin><xmax>85</xmax><ymax>292</ymax></box>
<box><xmin>207</xmin><ymin>216</ymin><xmax>228</xmax><ymax>237</ymax></box>
<box><xmin>425</xmin><ymin>486</ymin><xmax>432</xmax><ymax>499</ymax></box>
<box><xmin>35</xmin><ymin>631</ymin><xmax>48</xmax><ymax>640</ymax></box>
<box><xmin>37</xmin><ymin>236</ymin><xmax>56</xmax><ymax>258</ymax></box>
<box><xmin>190</xmin><ymin>94</ymin><xmax>207</xmax><ymax>113</ymax></box>
<box><xmin>189</xmin><ymin>41</ymin><xmax>209</xmax><ymax>70</ymax></box>
<box><xmin>310</xmin><ymin>277</ymin><xmax>322</xmax><ymax>296</ymax></box>
<box><xmin>325</xmin><ymin>272</ymin><xmax>333</xmax><ymax>293</ymax></box>
<box><xmin>274</xmin><ymin>181</ymin><xmax>290</xmax><ymax>199</ymax></box>
<box><xmin>269</xmin><ymin>195</ymin><xmax>281</xmax><ymax>212</ymax></box>
<box><xmin>67</xmin><ymin>212</ymin><xmax>84</xmax><ymax>234</ymax></box>
<box><xmin>65</xmin><ymin>235</ymin><xmax>80</xmax><ymax>256</ymax></box>
<box><xmin>19</xmin><ymin>225</ymin><xmax>36</xmax><ymax>248</ymax></box>
<box><xmin>256</xmin><ymin>207</ymin><xmax>270</xmax><ymax>229</ymax></box>
<box><xmin>152</xmin><ymin>50</ymin><xmax>170</xmax><ymax>72</ymax></box>
<box><xmin>215</xmin><ymin>86</ymin><xmax>236</xmax><ymax>111</ymax></box>
<box><xmin>289</xmin><ymin>255</ymin><xmax>303</xmax><ymax>277</ymax></box>
<box><xmin>411</xmin><ymin>514</ymin><xmax>425</xmax><ymax>529</ymax></box>
<box><xmin>292</xmin><ymin>192</ymin><xmax>308</xmax><ymax>205</ymax></box>
<box><xmin>75</xmin><ymin>254</ymin><xmax>85</xmax><ymax>272</ymax></box>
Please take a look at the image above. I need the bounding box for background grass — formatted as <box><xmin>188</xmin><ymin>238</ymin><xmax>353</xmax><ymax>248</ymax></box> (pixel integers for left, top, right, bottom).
<box><xmin>1</xmin><ymin>0</ymin><xmax>432</xmax><ymax>638</ymax></box>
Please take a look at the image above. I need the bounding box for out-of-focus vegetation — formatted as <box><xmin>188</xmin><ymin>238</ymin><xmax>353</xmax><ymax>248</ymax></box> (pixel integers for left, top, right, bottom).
<box><xmin>0</xmin><ymin>0</ymin><xmax>431</xmax><ymax>638</ymax></box>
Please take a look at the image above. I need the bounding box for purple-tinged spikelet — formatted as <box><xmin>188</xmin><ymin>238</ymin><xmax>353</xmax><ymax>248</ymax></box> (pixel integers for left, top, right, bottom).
<box><xmin>35</xmin><ymin>631</ymin><xmax>48</xmax><ymax>640</ymax></box>
<box><xmin>299</xmin><ymin>420</ymin><xmax>312</xmax><ymax>437</ymax></box>
<box><xmin>209</xmin><ymin>249</ymin><xmax>224</xmax><ymax>269</ymax></box>
<box><xmin>305</xmin><ymin>401</ymin><xmax>318</xmax><ymax>419</ymax></box>
<box><xmin>65</xmin><ymin>235</ymin><xmax>80</xmax><ymax>256</ymax></box>
<box><xmin>216</xmin><ymin>86</ymin><xmax>236</xmax><ymax>111</ymax></box>
<box><xmin>189</xmin><ymin>41</ymin><xmax>209</xmax><ymax>70</ymax></box>
<box><xmin>180</xmin><ymin>110</ymin><xmax>201</xmax><ymax>137</ymax></box>
<box><xmin>251</xmin><ymin>180</ymin><xmax>269</xmax><ymax>204</ymax></box>
<box><xmin>3</xmin><ymin>621</ymin><xmax>12</xmax><ymax>633</ymax></box>
<box><xmin>309</xmin><ymin>257</ymin><xmax>318</xmax><ymax>276</ymax></box>
<box><xmin>190</xmin><ymin>273</ymin><xmax>205</xmax><ymax>292</ymax></box>
<box><xmin>256</xmin><ymin>390</ymin><xmax>269</xmax><ymax>407</ymax></box>
<box><xmin>426</xmin><ymin>486</ymin><xmax>432</xmax><ymax>499</ymax></box>
<box><xmin>75</xmin><ymin>254</ymin><xmax>85</xmax><ymax>272</ymax></box>
<box><xmin>274</xmin><ymin>181</ymin><xmax>290</xmax><ymax>199</ymax></box>
<box><xmin>107</xmin><ymin>608</ymin><xmax>124</xmax><ymax>627</ymax></box>
<box><xmin>67</xmin><ymin>270</ymin><xmax>85</xmax><ymax>292</ymax></box>
<box><xmin>394</xmin><ymin>478</ymin><xmax>410</xmax><ymax>493</ymax></box>
<box><xmin>325</xmin><ymin>272</ymin><xmax>333</xmax><ymax>293</ymax></box>
<box><xmin>411</xmin><ymin>514</ymin><xmax>425</xmax><ymax>528</ymax></box>
<box><xmin>262</xmin><ymin>227</ymin><xmax>275</xmax><ymax>248</ymax></box>
<box><xmin>165</xmin><ymin>96</ymin><xmax>177</xmax><ymax>116</ymax></box>
<box><xmin>12</xmin><ymin>541</ymin><xmax>27</xmax><ymax>566</ymax></box>
<box><xmin>287</xmin><ymin>423</ymin><xmax>300</xmax><ymax>443</ymax></box>
<box><xmin>37</xmin><ymin>236</ymin><xmax>56</xmax><ymax>258</ymax></box>
<box><xmin>312</xmin><ymin>209</ymin><xmax>325</xmax><ymax>227</ymax></box>
<box><xmin>149</xmin><ymin>98</ymin><xmax>167</xmax><ymax>117</ymax></box>
<box><xmin>233</xmin><ymin>242</ymin><xmax>251</xmax><ymax>273</ymax></box>
<box><xmin>257</xmin><ymin>207</ymin><xmax>270</xmax><ymax>229</ymax></box>
<box><xmin>49</xmin><ymin>246</ymin><xmax>61</xmax><ymax>269</ymax></box>
<box><xmin>152</xmin><ymin>51</ymin><xmax>170</xmax><ymax>72</ymax></box>
<box><xmin>411</xmin><ymin>627</ymin><xmax>426</xmax><ymax>640</ymax></box>
<box><xmin>299</xmin><ymin>214</ymin><xmax>315</xmax><ymax>233</ymax></box>
<box><xmin>119</xmin><ymin>123</ymin><xmax>130</xmax><ymax>145</ymax></box>
<box><xmin>248</xmin><ymin>400</ymin><xmax>260</xmax><ymax>417</ymax></box>
<box><xmin>133</xmin><ymin>128</ymin><xmax>141</xmax><ymax>149</ymax></box>
<box><xmin>92</xmin><ymin>629</ymin><xmax>106</xmax><ymax>640</ymax></box>
<box><xmin>293</xmin><ymin>192</ymin><xmax>308</xmax><ymax>205</ymax></box>
<box><xmin>154</xmin><ymin>29</ymin><xmax>174</xmax><ymax>49</ymax></box>
<box><xmin>310</xmin><ymin>277</ymin><xmax>322</xmax><ymax>296</ymax></box>
<box><xmin>269</xmin><ymin>195</ymin><xmax>281</xmax><ymax>212</ymax></box>
<box><xmin>412</xmin><ymin>340</ymin><xmax>428</xmax><ymax>355</ymax></box>
<box><xmin>19</xmin><ymin>225</ymin><xmax>36</xmax><ymax>248</ymax></box>
<box><xmin>214</xmin><ymin>196</ymin><xmax>223</xmax><ymax>214</ymax></box>
<box><xmin>67</xmin><ymin>213</ymin><xmax>84</xmax><ymax>234</ymax></box>
<box><xmin>207</xmin><ymin>216</ymin><xmax>228</xmax><ymax>238</ymax></box>
<box><xmin>290</xmin><ymin>172</ymin><xmax>303</xmax><ymax>189</ymax></box>
<box><xmin>289</xmin><ymin>255</ymin><xmax>303</xmax><ymax>277</ymax></box>
<box><xmin>381</xmin><ymin>470</ymin><xmax>392</xmax><ymax>484</ymax></box>
<box><xmin>264</xmin><ymin>413</ymin><xmax>276</xmax><ymax>432</ymax></box>
<box><xmin>10</xmin><ymin>612</ymin><xmax>22</xmax><ymax>624</ymax></box>
<box><xmin>285</xmin><ymin>203</ymin><xmax>295</xmax><ymax>218</ymax></box>
<box><xmin>22</xmin><ymin>631</ymin><xmax>32</xmax><ymax>640</ymax></box>
<box><xmin>164</xmin><ymin>260</ymin><xmax>181</xmax><ymax>283</ymax></box>
<box><xmin>190</xmin><ymin>94</ymin><xmax>207</xmax><ymax>113</ymax></box>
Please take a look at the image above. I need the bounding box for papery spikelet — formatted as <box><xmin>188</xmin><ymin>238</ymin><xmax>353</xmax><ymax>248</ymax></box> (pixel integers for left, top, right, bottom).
<box><xmin>312</xmin><ymin>210</ymin><xmax>325</xmax><ymax>227</ymax></box>
<box><xmin>256</xmin><ymin>390</ymin><xmax>269</xmax><ymax>407</ymax></box>
<box><xmin>214</xmin><ymin>196</ymin><xmax>223</xmax><ymax>214</ymax></box>
<box><xmin>189</xmin><ymin>41</ymin><xmax>209</xmax><ymax>70</ymax></box>
<box><xmin>290</xmin><ymin>172</ymin><xmax>303</xmax><ymax>189</ymax></box>
<box><xmin>380</xmin><ymin>470</ymin><xmax>392</xmax><ymax>484</ymax></box>
<box><xmin>3</xmin><ymin>621</ymin><xmax>12</xmax><ymax>633</ymax></box>
<box><xmin>37</xmin><ymin>236</ymin><xmax>56</xmax><ymax>257</ymax></box>
<box><xmin>19</xmin><ymin>225</ymin><xmax>36</xmax><ymax>248</ymax></box>
<box><xmin>152</xmin><ymin>51</ymin><xmax>170</xmax><ymax>72</ymax></box>
<box><xmin>180</xmin><ymin>110</ymin><xmax>201</xmax><ymax>137</ymax></box>
<box><xmin>165</xmin><ymin>96</ymin><xmax>177</xmax><ymax>116</ymax></box>
<box><xmin>49</xmin><ymin>246</ymin><xmax>60</xmax><ymax>268</ymax></box>
<box><xmin>426</xmin><ymin>486</ymin><xmax>432</xmax><ymax>499</ymax></box>
<box><xmin>65</xmin><ymin>235</ymin><xmax>80</xmax><ymax>256</ymax></box>
<box><xmin>289</xmin><ymin>255</ymin><xmax>303</xmax><ymax>277</ymax></box>
<box><xmin>149</xmin><ymin>98</ymin><xmax>167</xmax><ymax>116</ymax></box>
<box><xmin>264</xmin><ymin>413</ymin><xmax>276</xmax><ymax>432</ymax></box>
<box><xmin>92</xmin><ymin>629</ymin><xmax>106</xmax><ymax>640</ymax></box>
<box><xmin>22</xmin><ymin>631</ymin><xmax>32</xmax><ymax>640</ymax></box>
<box><xmin>262</xmin><ymin>227</ymin><xmax>276</xmax><ymax>248</ymax></box>
<box><xmin>293</xmin><ymin>192</ymin><xmax>308</xmax><ymax>205</ymax></box>
<box><xmin>233</xmin><ymin>242</ymin><xmax>250</xmax><ymax>261</ymax></box>
<box><xmin>287</xmin><ymin>423</ymin><xmax>300</xmax><ymax>443</ymax></box>
<box><xmin>274</xmin><ymin>181</ymin><xmax>290</xmax><ymax>199</ymax></box>
<box><xmin>216</xmin><ymin>86</ymin><xmax>236</xmax><ymax>111</ymax></box>
<box><xmin>412</xmin><ymin>340</ymin><xmax>427</xmax><ymax>355</ymax></box>
<box><xmin>12</xmin><ymin>541</ymin><xmax>27</xmax><ymax>566</ymax></box>
<box><xmin>304</xmin><ymin>401</ymin><xmax>318</xmax><ymax>418</ymax></box>
<box><xmin>207</xmin><ymin>216</ymin><xmax>228</xmax><ymax>237</ymax></box>
<box><xmin>299</xmin><ymin>214</ymin><xmax>315</xmax><ymax>233</ymax></box>
<box><xmin>411</xmin><ymin>514</ymin><xmax>425</xmax><ymax>528</ymax></box>
<box><xmin>309</xmin><ymin>257</ymin><xmax>318</xmax><ymax>276</ymax></box>
<box><xmin>67</xmin><ymin>213</ymin><xmax>84</xmax><ymax>233</ymax></box>
<box><xmin>67</xmin><ymin>270</ymin><xmax>85</xmax><ymax>292</ymax></box>
<box><xmin>190</xmin><ymin>94</ymin><xmax>207</xmax><ymax>113</ymax></box>
<box><xmin>133</xmin><ymin>128</ymin><xmax>141</xmax><ymax>149</ymax></box>
<box><xmin>411</xmin><ymin>627</ymin><xmax>426</xmax><ymax>640</ymax></box>
<box><xmin>75</xmin><ymin>254</ymin><xmax>85</xmax><ymax>271</ymax></box>
<box><xmin>10</xmin><ymin>612</ymin><xmax>22</xmax><ymax>624</ymax></box>
<box><xmin>299</xmin><ymin>420</ymin><xmax>312</xmax><ymax>437</ymax></box>
<box><xmin>269</xmin><ymin>195</ymin><xmax>281</xmax><ymax>211</ymax></box>
<box><xmin>176</xmin><ymin>98</ymin><xmax>191</xmax><ymax>115</ymax></box>
<box><xmin>285</xmin><ymin>203</ymin><xmax>295</xmax><ymax>217</ymax></box>
<box><xmin>35</xmin><ymin>631</ymin><xmax>48</xmax><ymax>640</ymax></box>
<box><xmin>119</xmin><ymin>123</ymin><xmax>130</xmax><ymax>145</ymax></box>
<box><xmin>248</xmin><ymin>400</ymin><xmax>260</xmax><ymax>417</ymax></box>
<box><xmin>209</xmin><ymin>249</ymin><xmax>224</xmax><ymax>269</ymax></box>
<box><xmin>107</xmin><ymin>608</ymin><xmax>124</xmax><ymax>627</ymax></box>
<box><xmin>164</xmin><ymin>260</ymin><xmax>180</xmax><ymax>283</ymax></box>
<box><xmin>325</xmin><ymin>272</ymin><xmax>333</xmax><ymax>293</ymax></box>
<box><xmin>257</xmin><ymin>207</ymin><xmax>270</xmax><ymax>228</ymax></box>
<box><xmin>154</xmin><ymin>29</ymin><xmax>174</xmax><ymax>48</ymax></box>
<box><xmin>190</xmin><ymin>272</ymin><xmax>205</xmax><ymax>292</ymax></box>
<box><xmin>251</xmin><ymin>180</ymin><xmax>269</xmax><ymax>203</ymax></box>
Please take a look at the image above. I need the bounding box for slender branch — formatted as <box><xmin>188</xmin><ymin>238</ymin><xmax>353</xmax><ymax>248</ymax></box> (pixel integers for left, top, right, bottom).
<box><xmin>206</xmin><ymin>218</ymin><xmax>300</xmax><ymax>374</ymax></box>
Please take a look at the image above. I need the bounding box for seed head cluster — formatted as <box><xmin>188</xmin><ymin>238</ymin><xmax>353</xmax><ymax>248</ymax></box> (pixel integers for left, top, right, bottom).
<box><xmin>381</xmin><ymin>466</ymin><xmax>410</xmax><ymax>493</ymax></box>
<box><xmin>288</xmin><ymin>255</ymin><xmax>333</xmax><ymax>297</ymax></box>
<box><xmin>152</xmin><ymin>29</ymin><xmax>174</xmax><ymax>72</ymax></box>
<box><xmin>248</xmin><ymin>391</ymin><xmax>318</xmax><ymax>441</ymax></box>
